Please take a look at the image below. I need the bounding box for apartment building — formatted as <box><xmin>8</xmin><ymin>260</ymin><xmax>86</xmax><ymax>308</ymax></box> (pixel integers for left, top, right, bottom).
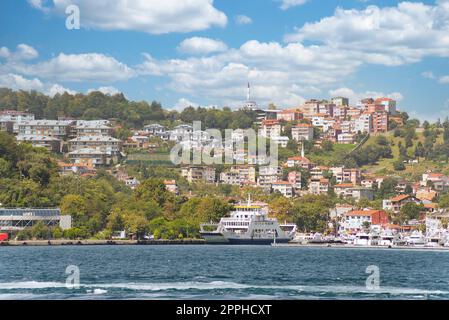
<box><xmin>341</xmin><ymin>210</ymin><xmax>389</xmax><ymax>234</ymax></box>
<box><xmin>372</xmin><ymin>111</ymin><xmax>389</xmax><ymax>133</ymax></box>
<box><xmin>0</xmin><ymin>110</ymin><xmax>35</xmax><ymax>133</ymax></box>
<box><xmin>291</xmin><ymin>123</ymin><xmax>314</xmax><ymax>141</ymax></box>
<box><xmin>309</xmin><ymin>178</ymin><xmax>329</xmax><ymax>195</ymax></box>
<box><xmin>18</xmin><ymin>120</ymin><xmax>75</xmax><ymax>138</ymax></box>
<box><xmin>271</xmin><ymin>182</ymin><xmax>294</xmax><ymax>198</ymax></box>
<box><xmin>17</xmin><ymin>135</ymin><xmax>61</xmax><ymax>153</ymax></box>
<box><xmin>260</xmin><ymin>119</ymin><xmax>282</xmax><ymax>139</ymax></box>
<box><xmin>181</xmin><ymin>166</ymin><xmax>216</xmax><ymax>184</ymax></box>
<box><xmin>220</xmin><ymin>166</ymin><xmax>256</xmax><ymax>185</ymax></box>
<box><xmin>68</xmin><ymin>136</ymin><xmax>123</xmax><ymax>154</ymax></box>
<box><xmin>258</xmin><ymin>166</ymin><xmax>283</xmax><ymax>185</ymax></box>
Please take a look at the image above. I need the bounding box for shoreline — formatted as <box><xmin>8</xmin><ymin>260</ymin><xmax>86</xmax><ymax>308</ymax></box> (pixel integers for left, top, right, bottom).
<box><xmin>0</xmin><ymin>239</ymin><xmax>206</xmax><ymax>246</ymax></box>
<box><xmin>272</xmin><ymin>243</ymin><xmax>449</xmax><ymax>252</ymax></box>
<box><xmin>2</xmin><ymin>240</ymin><xmax>449</xmax><ymax>251</ymax></box>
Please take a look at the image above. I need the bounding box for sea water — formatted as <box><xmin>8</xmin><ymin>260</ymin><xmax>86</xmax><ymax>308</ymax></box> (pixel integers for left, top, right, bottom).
<box><xmin>1</xmin><ymin>245</ymin><xmax>449</xmax><ymax>300</ymax></box>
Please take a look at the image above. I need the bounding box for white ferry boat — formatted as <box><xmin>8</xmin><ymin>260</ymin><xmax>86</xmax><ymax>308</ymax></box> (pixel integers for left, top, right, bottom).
<box><xmin>200</xmin><ymin>196</ymin><xmax>297</xmax><ymax>245</ymax></box>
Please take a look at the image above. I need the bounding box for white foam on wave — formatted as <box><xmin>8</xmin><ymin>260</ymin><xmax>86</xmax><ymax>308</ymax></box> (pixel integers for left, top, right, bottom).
<box><xmin>0</xmin><ymin>281</ymin><xmax>66</xmax><ymax>290</ymax></box>
<box><xmin>0</xmin><ymin>281</ymin><xmax>447</xmax><ymax>297</ymax></box>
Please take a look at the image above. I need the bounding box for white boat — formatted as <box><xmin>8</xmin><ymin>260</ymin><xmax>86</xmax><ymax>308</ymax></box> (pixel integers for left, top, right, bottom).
<box><xmin>200</xmin><ymin>196</ymin><xmax>297</xmax><ymax>245</ymax></box>
<box><xmin>353</xmin><ymin>232</ymin><xmax>371</xmax><ymax>246</ymax></box>
<box><xmin>405</xmin><ymin>231</ymin><xmax>426</xmax><ymax>246</ymax></box>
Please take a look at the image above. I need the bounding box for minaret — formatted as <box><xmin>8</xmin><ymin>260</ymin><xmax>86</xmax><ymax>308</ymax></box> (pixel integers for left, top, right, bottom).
<box><xmin>301</xmin><ymin>141</ymin><xmax>305</xmax><ymax>158</ymax></box>
<box><xmin>247</xmin><ymin>82</ymin><xmax>251</xmax><ymax>101</ymax></box>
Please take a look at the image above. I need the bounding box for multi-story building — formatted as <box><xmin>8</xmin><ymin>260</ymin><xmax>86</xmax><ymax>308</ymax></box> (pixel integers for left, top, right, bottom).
<box><xmin>271</xmin><ymin>182</ymin><xmax>294</xmax><ymax>198</ymax></box>
<box><xmin>0</xmin><ymin>110</ymin><xmax>35</xmax><ymax>133</ymax></box>
<box><xmin>291</xmin><ymin>123</ymin><xmax>314</xmax><ymax>141</ymax></box>
<box><xmin>347</xmin><ymin>107</ymin><xmax>362</xmax><ymax>119</ymax></box>
<box><xmin>68</xmin><ymin>136</ymin><xmax>123</xmax><ymax>155</ymax></box>
<box><xmin>331</xmin><ymin>167</ymin><xmax>361</xmax><ymax>185</ymax></box>
<box><xmin>286</xmin><ymin>156</ymin><xmax>313</xmax><ymax>169</ymax></box>
<box><xmin>382</xmin><ymin>194</ymin><xmax>421</xmax><ymax>213</ymax></box>
<box><xmin>337</xmin><ymin>133</ymin><xmax>356</xmax><ymax>144</ymax></box>
<box><xmin>353</xmin><ymin>113</ymin><xmax>372</xmax><ymax>133</ymax></box>
<box><xmin>0</xmin><ymin>120</ymin><xmax>14</xmax><ymax>133</ymax></box>
<box><xmin>372</xmin><ymin>111</ymin><xmax>389</xmax><ymax>133</ymax></box>
<box><xmin>331</xmin><ymin>97</ymin><xmax>349</xmax><ymax>107</ymax></box>
<box><xmin>375</xmin><ymin>98</ymin><xmax>397</xmax><ymax>115</ymax></box>
<box><xmin>260</xmin><ymin>119</ymin><xmax>282</xmax><ymax>139</ymax></box>
<box><xmin>17</xmin><ymin>135</ymin><xmax>62</xmax><ymax>153</ymax></box>
<box><xmin>75</xmin><ymin>123</ymin><xmax>113</xmax><ymax>137</ymax></box>
<box><xmin>288</xmin><ymin>171</ymin><xmax>302</xmax><ymax>189</ymax></box>
<box><xmin>181</xmin><ymin>166</ymin><xmax>216</xmax><ymax>184</ymax></box>
<box><xmin>258</xmin><ymin>166</ymin><xmax>283</xmax><ymax>186</ymax></box>
<box><xmin>220</xmin><ymin>166</ymin><xmax>256</xmax><ymax>185</ymax></box>
<box><xmin>421</xmin><ymin>172</ymin><xmax>449</xmax><ymax>192</ymax></box>
<box><xmin>0</xmin><ymin>208</ymin><xmax>71</xmax><ymax>232</ymax></box>
<box><xmin>309</xmin><ymin>178</ymin><xmax>329</xmax><ymax>195</ymax></box>
<box><xmin>68</xmin><ymin>148</ymin><xmax>110</xmax><ymax>167</ymax></box>
<box><xmin>340</xmin><ymin>210</ymin><xmax>389</xmax><ymax>234</ymax></box>
<box><xmin>276</xmin><ymin>109</ymin><xmax>303</xmax><ymax>122</ymax></box>
<box><xmin>18</xmin><ymin>120</ymin><xmax>75</xmax><ymax>139</ymax></box>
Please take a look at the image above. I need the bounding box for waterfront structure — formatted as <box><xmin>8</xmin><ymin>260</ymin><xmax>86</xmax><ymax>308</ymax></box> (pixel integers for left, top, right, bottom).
<box><xmin>200</xmin><ymin>197</ymin><xmax>297</xmax><ymax>244</ymax></box>
<box><xmin>0</xmin><ymin>208</ymin><xmax>71</xmax><ymax>232</ymax></box>
<box><xmin>340</xmin><ymin>209</ymin><xmax>389</xmax><ymax>234</ymax></box>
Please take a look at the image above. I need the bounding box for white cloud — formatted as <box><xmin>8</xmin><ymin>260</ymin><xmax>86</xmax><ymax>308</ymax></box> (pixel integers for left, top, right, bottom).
<box><xmin>6</xmin><ymin>52</ymin><xmax>135</xmax><ymax>83</ymax></box>
<box><xmin>285</xmin><ymin>1</ymin><xmax>449</xmax><ymax>66</ymax></box>
<box><xmin>0</xmin><ymin>44</ymin><xmax>38</xmax><ymax>61</ymax></box>
<box><xmin>173</xmin><ymin>98</ymin><xmax>200</xmax><ymax>111</ymax></box>
<box><xmin>438</xmin><ymin>75</ymin><xmax>449</xmax><ymax>84</ymax></box>
<box><xmin>88</xmin><ymin>86</ymin><xmax>121</xmax><ymax>95</ymax></box>
<box><xmin>0</xmin><ymin>73</ymin><xmax>76</xmax><ymax>97</ymax></box>
<box><xmin>138</xmin><ymin>39</ymin><xmax>349</xmax><ymax>107</ymax></box>
<box><xmin>235</xmin><ymin>15</ymin><xmax>253</xmax><ymax>25</ymax></box>
<box><xmin>32</xmin><ymin>0</ymin><xmax>227</xmax><ymax>34</ymax></box>
<box><xmin>329</xmin><ymin>87</ymin><xmax>403</xmax><ymax>106</ymax></box>
<box><xmin>0</xmin><ymin>73</ymin><xmax>44</xmax><ymax>91</ymax></box>
<box><xmin>280</xmin><ymin>0</ymin><xmax>308</xmax><ymax>10</ymax></box>
<box><xmin>422</xmin><ymin>71</ymin><xmax>436</xmax><ymax>79</ymax></box>
<box><xmin>178</xmin><ymin>37</ymin><xmax>228</xmax><ymax>55</ymax></box>
<box><xmin>47</xmin><ymin>84</ymin><xmax>77</xmax><ymax>97</ymax></box>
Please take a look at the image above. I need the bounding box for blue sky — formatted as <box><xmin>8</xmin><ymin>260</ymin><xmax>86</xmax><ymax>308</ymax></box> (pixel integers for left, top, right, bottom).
<box><xmin>1</xmin><ymin>0</ymin><xmax>449</xmax><ymax>121</ymax></box>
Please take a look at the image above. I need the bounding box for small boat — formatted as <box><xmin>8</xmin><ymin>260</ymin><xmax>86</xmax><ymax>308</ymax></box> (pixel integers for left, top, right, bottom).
<box><xmin>405</xmin><ymin>231</ymin><xmax>426</xmax><ymax>246</ymax></box>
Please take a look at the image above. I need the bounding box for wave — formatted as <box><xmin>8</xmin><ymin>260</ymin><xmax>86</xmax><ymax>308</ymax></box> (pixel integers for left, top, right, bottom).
<box><xmin>0</xmin><ymin>280</ymin><xmax>448</xmax><ymax>297</ymax></box>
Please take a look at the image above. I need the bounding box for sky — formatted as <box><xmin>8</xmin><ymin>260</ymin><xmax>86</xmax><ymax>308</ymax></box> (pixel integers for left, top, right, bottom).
<box><xmin>0</xmin><ymin>0</ymin><xmax>449</xmax><ymax>121</ymax></box>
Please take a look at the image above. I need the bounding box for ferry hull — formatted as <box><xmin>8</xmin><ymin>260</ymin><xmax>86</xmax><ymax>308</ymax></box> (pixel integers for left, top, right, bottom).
<box><xmin>201</xmin><ymin>232</ymin><xmax>292</xmax><ymax>245</ymax></box>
